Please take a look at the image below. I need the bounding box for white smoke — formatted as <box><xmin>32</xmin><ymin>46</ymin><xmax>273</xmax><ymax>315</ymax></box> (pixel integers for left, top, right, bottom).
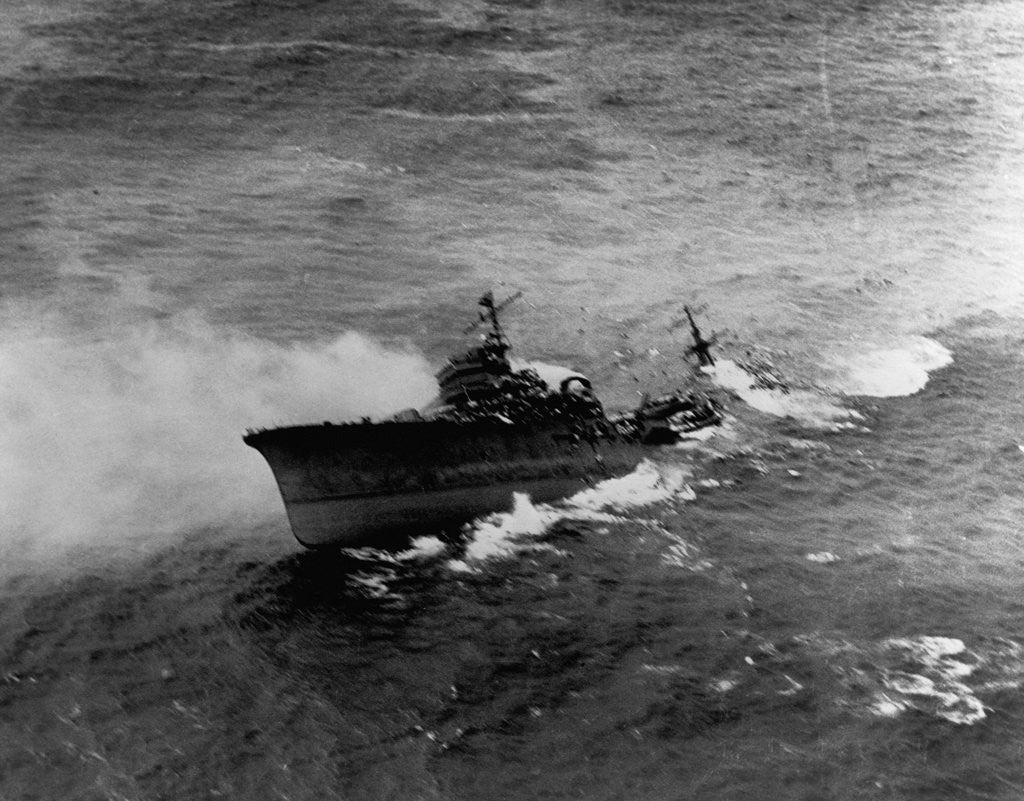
<box><xmin>0</xmin><ymin>304</ymin><xmax>437</xmax><ymax>567</ymax></box>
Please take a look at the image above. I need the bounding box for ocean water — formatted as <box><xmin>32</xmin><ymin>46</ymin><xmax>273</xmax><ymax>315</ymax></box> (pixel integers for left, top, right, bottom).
<box><xmin>2</xmin><ymin>0</ymin><xmax>1024</xmax><ymax>798</ymax></box>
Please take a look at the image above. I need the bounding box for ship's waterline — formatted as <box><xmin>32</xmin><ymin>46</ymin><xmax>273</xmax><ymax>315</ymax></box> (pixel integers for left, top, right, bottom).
<box><xmin>279</xmin><ymin>477</ymin><xmax>594</xmax><ymax>548</ymax></box>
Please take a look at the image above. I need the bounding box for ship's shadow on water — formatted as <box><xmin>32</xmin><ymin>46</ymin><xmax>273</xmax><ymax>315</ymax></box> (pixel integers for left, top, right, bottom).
<box><xmin>229</xmin><ymin>519</ymin><xmax>567</xmax><ymax>642</ymax></box>
<box><xmin>232</xmin><ymin>546</ymin><xmax>452</xmax><ymax>636</ymax></box>
<box><xmin>229</xmin><ymin>512</ymin><xmax>582</xmax><ymax>638</ymax></box>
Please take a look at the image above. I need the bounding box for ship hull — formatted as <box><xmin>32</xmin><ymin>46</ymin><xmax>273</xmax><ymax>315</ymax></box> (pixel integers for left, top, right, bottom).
<box><xmin>244</xmin><ymin>420</ymin><xmax>647</xmax><ymax>548</ymax></box>
<box><xmin>280</xmin><ymin>477</ymin><xmax>592</xmax><ymax>548</ymax></box>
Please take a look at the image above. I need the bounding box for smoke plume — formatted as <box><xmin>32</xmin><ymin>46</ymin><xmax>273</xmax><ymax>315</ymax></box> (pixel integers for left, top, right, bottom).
<box><xmin>0</xmin><ymin>303</ymin><xmax>436</xmax><ymax>568</ymax></box>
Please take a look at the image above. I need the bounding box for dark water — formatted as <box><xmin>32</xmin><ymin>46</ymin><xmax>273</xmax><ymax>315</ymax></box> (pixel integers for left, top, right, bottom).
<box><xmin>2</xmin><ymin>0</ymin><xmax>1024</xmax><ymax>798</ymax></box>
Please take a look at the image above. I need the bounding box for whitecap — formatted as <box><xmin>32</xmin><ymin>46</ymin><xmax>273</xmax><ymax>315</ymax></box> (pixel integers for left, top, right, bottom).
<box><xmin>567</xmin><ymin>459</ymin><xmax>695</xmax><ymax>512</ymax></box>
<box><xmin>779</xmin><ymin>675</ymin><xmax>804</xmax><ymax>696</ymax></box>
<box><xmin>348</xmin><ymin>568</ymin><xmax>400</xmax><ymax>599</ymax></box>
<box><xmin>673</xmin><ymin>418</ymin><xmax>729</xmax><ymax>444</ymax></box>
<box><xmin>831</xmin><ymin>336</ymin><xmax>952</xmax><ymax>397</ymax></box>
<box><xmin>456</xmin><ymin>492</ymin><xmax>558</xmax><ymax>566</ymax></box>
<box><xmin>765</xmin><ymin>632</ymin><xmax>1016</xmax><ymax>726</ymax></box>
<box><xmin>640</xmin><ymin>664</ymin><xmax>685</xmax><ymax>675</ymax></box>
<box><xmin>871</xmin><ymin>695</ymin><xmax>907</xmax><ymax>718</ymax></box>
<box><xmin>451</xmin><ymin>460</ymin><xmax>698</xmax><ymax>569</ymax></box>
<box><xmin>399</xmin><ymin>536</ymin><xmax>447</xmax><ymax>560</ymax></box>
<box><xmin>873</xmin><ymin>636</ymin><xmax>984</xmax><ymax>724</ymax></box>
<box><xmin>707</xmin><ymin>359</ymin><xmax>862</xmax><ymax>430</ymax></box>
<box><xmin>661</xmin><ymin>538</ymin><xmax>705</xmax><ymax>571</ymax></box>
<box><xmin>887</xmin><ymin>635</ymin><xmax>969</xmax><ymax>667</ymax></box>
<box><xmin>936</xmin><ymin>695</ymin><xmax>987</xmax><ymax>725</ymax></box>
<box><xmin>884</xmin><ymin>672</ymin><xmax>937</xmax><ymax>696</ymax></box>
<box><xmin>710</xmin><ymin>676</ymin><xmax>741</xmax><ymax>693</ymax></box>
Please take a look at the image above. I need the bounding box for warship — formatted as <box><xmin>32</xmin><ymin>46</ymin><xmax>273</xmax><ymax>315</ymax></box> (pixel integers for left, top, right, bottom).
<box><xmin>244</xmin><ymin>294</ymin><xmax>723</xmax><ymax>548</ymax></box>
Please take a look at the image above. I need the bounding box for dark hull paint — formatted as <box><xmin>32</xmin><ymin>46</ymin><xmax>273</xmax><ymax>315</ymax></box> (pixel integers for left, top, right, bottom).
<box><xmin>244</xmin><ymin>420</ymin><xmax>649</xmax><ymax>547</ymax></box>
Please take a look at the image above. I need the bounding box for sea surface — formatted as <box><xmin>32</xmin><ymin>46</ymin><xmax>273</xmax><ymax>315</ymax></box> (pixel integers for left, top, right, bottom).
<box><xmin>2</xmin><ymin>0</ymin><xmax>1024</xmax><ymax>798</ymax></box>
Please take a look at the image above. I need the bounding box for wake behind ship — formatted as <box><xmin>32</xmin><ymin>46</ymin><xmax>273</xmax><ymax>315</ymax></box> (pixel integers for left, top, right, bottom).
<box><xmin>244</xmin><ymin>294</ymin><xmax>722</xmax><ymax>548</ymax></box>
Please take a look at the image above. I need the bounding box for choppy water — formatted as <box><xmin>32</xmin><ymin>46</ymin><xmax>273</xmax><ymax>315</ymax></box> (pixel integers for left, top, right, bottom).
<box><xmin>2</xmin><ymin>0</ymin><xmax>1024</xmax><ymax>798</ymax></box>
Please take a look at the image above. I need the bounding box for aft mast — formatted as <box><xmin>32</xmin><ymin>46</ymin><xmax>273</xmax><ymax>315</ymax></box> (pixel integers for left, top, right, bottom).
<box><xmin>683</xmin><ymin>305</ymin><xmax>717</xmax><ymax>367</ymax></box>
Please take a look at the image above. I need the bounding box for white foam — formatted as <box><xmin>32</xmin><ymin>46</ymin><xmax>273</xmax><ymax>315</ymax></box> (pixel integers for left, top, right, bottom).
<box><xmin>400</xmin><ymin>536</ymin><xmax>448</xmax><ymax>560</ymax></box>
<box><xmin>343</xmin><ymin>534</ymin><xmax>447</xmax><ymax>564</ymax></box>
<box><xmin>779</xmin><ymin>675</ymin><xmax>804</xmax><ymax>696</ymax></box>
<box><xmin>672</xmin><ymin>422</ymin><xmax>725</xmax><ymax>444</ymax></box>
<box><xmin>707</xmin><ymin>360</ymin><xmax>861</xmax><ymax>430</ymax></box>
<box><xmin>451</xmin><ymin>460</ymin><xmax>697</xmax><ymax>570</ymax></box>
<box><xmin>934</xmin><ymin>695</ymin><xmax>987</xmax><ymax>725</ymax></box>
<box><xmin>456</xmin><ymin>492</ymin><xmax>558</xmax><ymax>566</ymax></box>
<box><xmin>711</xmin><ymin>676</ymin><xmax>741</xmax><ymax>693</ymax></box>
<box><xmin>348</xmin><ymin>568</ymin><xmax>400</xmax><ymax>599</ymax></box>
<box><xmin>567</xmin><ymin>459</ymin><xmax>695</xmax><ymax>511</ymax></box>
<box><xmin>770</xmin><ymin>633</ymin><xmax>1024</xmax><ymax>726</ymax></box>
<box><xmin>885</xmin><ymin>672</ymin><xmax>938</xmax><ymax>696</ymax></box>
<box><xmin>876</xmin><ymin>636</ymin><xmax>985</xmax><ymax>724</ymax></box>
<box><xmin>871</xmin><ymin>696</ymin><xmax>906</xmax><ymax>718</ymax></box>
<box><xmin>661</xmin><ymin>540</ymin><xmax>702</xmax><ymax>570</ymax></box>
<box><xmin>832</xmin><ymin>337</ymin><xmax>953</xmax><ymax>397</ymax></box>
<box><xmin>806</xmin><ymin>551</ymin><xmax>840</xmax><ymax>564</ymax></box>
<box><xmin>640</xmin><ymin>664</ymin><xmax>685</xmax><ymax>675</ymax></box>
<box><xmin>889</xmin><ymin>635</ymin><xmax>968</xmax><ymax>664</ymax></box>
